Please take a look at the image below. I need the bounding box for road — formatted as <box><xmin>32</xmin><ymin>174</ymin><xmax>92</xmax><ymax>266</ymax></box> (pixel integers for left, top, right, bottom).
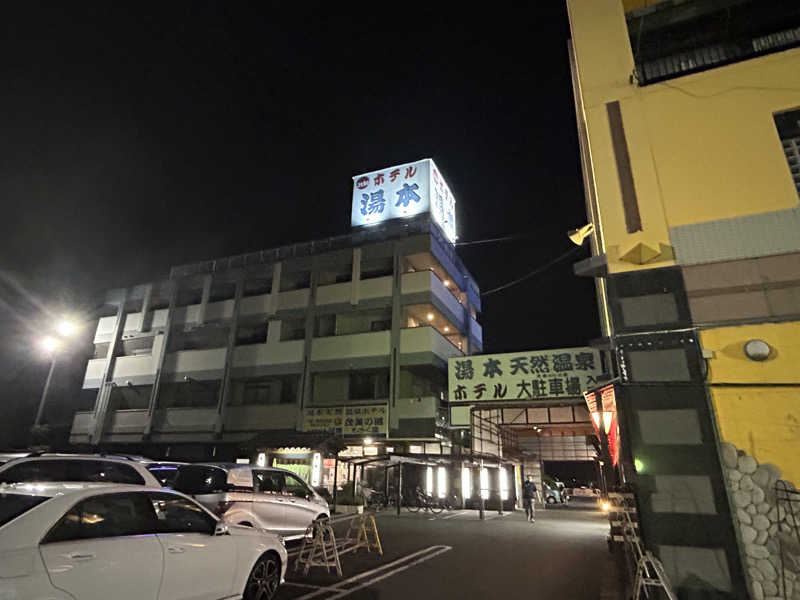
<box><xmin>277</xmin><ymin>501</ymin><xmax>622</xmax><ymax>600</ymax></box>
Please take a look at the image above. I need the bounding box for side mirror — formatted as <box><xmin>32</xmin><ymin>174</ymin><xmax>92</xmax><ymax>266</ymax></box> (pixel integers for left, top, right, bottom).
<box><xmin>214</xmin><ymin>522</ymin><xmax>229</xmax><ymax>536</ymax></box>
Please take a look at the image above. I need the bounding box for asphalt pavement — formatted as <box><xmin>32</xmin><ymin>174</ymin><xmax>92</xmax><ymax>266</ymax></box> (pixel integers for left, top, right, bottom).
<box><xmin>277</xmin><ymin>501</ymin><xmax>622</xmax><ymax>600</ymax></box>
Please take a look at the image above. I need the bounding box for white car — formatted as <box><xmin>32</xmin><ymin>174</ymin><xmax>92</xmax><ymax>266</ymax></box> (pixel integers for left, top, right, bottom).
<box><xmin>174</xmin><ymin>464</ymin><xmax>330</xmax><ymax>539</ymax></box>
<box><xmin>0</xmin><ymin>483</ymin><xmax>286</xmax><ymax>600</ymax></box>
<box><xmin>0</xmin><ymin>453</ymin><xmax>163</xmax><ymax>487</ymax></box>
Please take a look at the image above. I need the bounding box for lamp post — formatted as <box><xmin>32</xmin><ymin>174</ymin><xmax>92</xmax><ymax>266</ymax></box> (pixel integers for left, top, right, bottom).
<box><xmin>33</xmin><ymin>319</ymin><xmax>78</xmax><ymax>429</ymax></box>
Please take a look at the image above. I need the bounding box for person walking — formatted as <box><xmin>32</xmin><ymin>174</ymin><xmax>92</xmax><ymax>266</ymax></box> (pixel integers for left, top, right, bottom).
<box><xmin>522</xmin><ymin>475</ymin><xmax>540</xmax><ymax>523</ymax></box>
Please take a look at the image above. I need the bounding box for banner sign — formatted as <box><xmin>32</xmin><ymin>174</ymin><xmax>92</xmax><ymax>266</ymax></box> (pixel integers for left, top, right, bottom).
<box><xmin>351</xmin><ymin>158</ymin><xmax>456</xmax><ymax>244</ymax></box>
<box><xmin>303</xmin><ymin>404</ymin><xmax>388</xmax><ymax>436</ymax></box>
<box><xmin>448</xmin><ymin>347</ymin><xmax>603</xmax><ymax>402</ymax></box>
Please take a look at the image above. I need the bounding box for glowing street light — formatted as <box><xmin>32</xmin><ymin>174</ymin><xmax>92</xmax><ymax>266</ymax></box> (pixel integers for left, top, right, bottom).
<box><xmin>55</xmin><ymin>319</ymin><xmax>78</xmax><ymax>337</ymax></box>
<box><xmin>40</xmin><ymin>336</ymin><xmax>60</xmax><ymax>354</ymax></box>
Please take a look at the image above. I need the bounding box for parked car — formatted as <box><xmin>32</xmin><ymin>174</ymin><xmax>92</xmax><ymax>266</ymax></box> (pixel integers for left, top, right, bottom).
<box><xmin>0</xmin><ymin>482</ymin><xmax>286</xmax><ymax>600</ymax></box>
<box><xmin>544</xmin><ymin>484</ymin><xmax>564</xmax><ymax>504</ymax></box>
<box><xmin>0</xmin><ymin>452</ymin><xmax>33</xmax><ymax>466</ymax></box>
<box><xmin>144</xmin><ymin>461</ymin><xmax>187</xmax><ymax>487</ymax></box>
<box><xmin>0</xmin><ymin>454</ymin><xmax>162</xmax><ymax>487</ymax></box>
<box><xmin>173</xmin><ymin>463</ymin><xmax>330</xmax><ymax>539</ymax></box>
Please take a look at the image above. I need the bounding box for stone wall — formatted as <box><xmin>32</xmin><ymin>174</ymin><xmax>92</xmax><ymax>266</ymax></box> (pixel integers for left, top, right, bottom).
<box><xmin>721</xmin><ymin>441</ymin><xmax>800</xmax><ymax>600</ymax></box>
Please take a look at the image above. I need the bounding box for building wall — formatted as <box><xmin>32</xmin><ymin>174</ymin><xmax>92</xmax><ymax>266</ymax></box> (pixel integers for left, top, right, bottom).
<box><xmin>568</xmin><ymin>0</ymin><xmax>800</xmax><ymax>274</ymax></box>
<box><xmin>701</xmin><ymin>321</ymin><xmax>800</xmax><ymax>484</ymax></box>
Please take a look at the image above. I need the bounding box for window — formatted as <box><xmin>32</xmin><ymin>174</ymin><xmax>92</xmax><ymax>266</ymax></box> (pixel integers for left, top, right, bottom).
<box><xmin>0</xmin><ymin>460</ymin><xmax>146</xmax><ymax>485</ymax></box>
<box><xmin>370</xmin><ymin>319</ymin><xmax>391</xmax><ymax>332</ymax></box>
<box><xmin>284</xmin><ymin>474</ymin><xmax>311</xmax><ymax>499</ymax></box>
<box><xmin>120</xmin><ymin>337</ymin><xmax>154</xmax><ymax>357</ymax></box>
<box><xmin>42</xmin><ymin>493</ymin><xmax>157</xmax><ymax>543</ymax></box>
<box><xmin>243</xmin><ymin>278</ymin><xmax>272</xmax><ymax>298</ymax></box>
<box><xmin>159</xmin><ymin>380</ymin><xmax>220</xmax><ymax>408</ymax></box>
<box><xmin>149</xmin><ymin>492</ymin><xmax>215</xmax><ymax>535</ymax></box>
<box><xmin>236</xmin><ymin>322</ymin><xmax>267</xmax><ymax>345</ymax></box>
<box><xmin>775</xmin><ymin>109</ymin><xmax>800</xmax><ymax>196</ymax></box>
<box><xmin>253</xmin><ymin>470</ymin><xmax>284</xmax><ymax>494</ymax></box>
<box><xmin>316</xmin><ymin>314</ymin><xmax>336</xmax><ymax>337</ymax></box>
<box><xmin>172</xmin><ymin>465</ymin><xmax>229</xmax><ymax>495</ymax></box>
<box><xmin>0</xmin><ymin>493</ymin><xmax>49</xmax><ymax>527</ymax></box>
<box><xmin>280</xmin><ymin>318</ymin><xmax>306</xmax><ymax>341</ymax></box>
<box><xmin>109</xmin><ymin>384</ymin><xmax>152</xmax><ymax>410</ymax></box>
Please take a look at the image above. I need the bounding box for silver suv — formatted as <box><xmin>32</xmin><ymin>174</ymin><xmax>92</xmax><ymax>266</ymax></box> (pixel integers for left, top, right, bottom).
<box><xmin>173</xmin><ymin>463</ymin><xmax>330</xmax><ymax>539</ymax></box>
<box><xmin>0</xmin><ymin>453</ymin><xmax>162</xmax><ymax>487</ymax></box>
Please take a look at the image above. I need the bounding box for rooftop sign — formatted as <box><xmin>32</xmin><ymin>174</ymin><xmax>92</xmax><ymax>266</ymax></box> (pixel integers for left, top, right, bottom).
<box><xmin>351</xmin><ymin>158</ymin><xmax>457</xmax><ymax>244</ymax></box>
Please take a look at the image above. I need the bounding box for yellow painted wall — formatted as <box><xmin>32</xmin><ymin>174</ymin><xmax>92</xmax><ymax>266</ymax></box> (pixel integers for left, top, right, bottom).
<box><xmin>701</xmin><ymin>321</ymin><xmax>800</xmax><ymax>384</ymax></box>
<box><xmin>701</xmin><ymin>321</ymin><xmax>800</xmax><ymax>484</ymax></box>
<box><xmin>711</xmin><ymin>387</ymin><xmax>800</xmax><ymax>485</ymax></box>
<box><xmin>567</xmin><ymin>0</ymin><xmax>800</xmax><ymax>274</ymax></box>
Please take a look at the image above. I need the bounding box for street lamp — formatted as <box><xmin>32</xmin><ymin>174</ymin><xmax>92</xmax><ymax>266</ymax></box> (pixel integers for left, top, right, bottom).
<box><xmin>33</xmin><ymin>319</ymin><xmax>79</xmax><ymax>428</ymax></box>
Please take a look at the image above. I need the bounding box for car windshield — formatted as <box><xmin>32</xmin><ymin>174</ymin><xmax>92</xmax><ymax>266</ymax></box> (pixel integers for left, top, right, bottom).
<box><xmin>147</xmin><ymin>465</ymin><xmax>179</xmax><ymax>487</ymax></box>
<box><xmin>172</xmin><ymin>465</ymin><xmax>228</xmax><ymax>494</ymax></box>
<box><xmin>0</xmin><ymin>492</ymin><xmax>50</xmax><ymax>527</ymax></box>
<box><xmin>0</xmin><ymin>459</ymin><xmax>145</xmax><ymax>485</ymax></box>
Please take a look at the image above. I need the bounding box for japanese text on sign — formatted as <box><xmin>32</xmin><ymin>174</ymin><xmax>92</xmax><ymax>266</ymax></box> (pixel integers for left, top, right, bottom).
<box><xmin>303</xmin><ymin>404</ymin><xmax>388</xmax><ymax>436</ymax></box>
<box><xmin>351</xmin><ymin>158</ymin><xmax>457</xmax><ymax>244</ymax></box>
<box><xmin>448</xmin><ymin>347</ymin><xmax>603</xmax><ymax>402</ymax></box>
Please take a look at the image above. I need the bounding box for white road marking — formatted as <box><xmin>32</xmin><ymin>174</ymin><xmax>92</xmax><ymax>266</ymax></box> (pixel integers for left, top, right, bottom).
<box><xmin>282</xmin><ymin>582</ymin><xmax>334</xmax><ymax>591</ymax></box>
<box><xmin>440</xmin><ymin>510</ymin><xmax>466</xmax><ymax>519</ymax></box>
<box><xmin>293</xmin><ymin>545</ymin><xmax>452</xmax><ymax>600</ymax></box>
<box><xmin>324</xmin><ymin>545</ymin><xmax>452</xmax><ymax>599</ymax></box>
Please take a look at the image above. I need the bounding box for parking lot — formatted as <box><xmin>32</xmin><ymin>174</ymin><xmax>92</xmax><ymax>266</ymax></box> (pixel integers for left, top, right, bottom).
<box><xmin>278</xmin><ymin>501</ymin><xmax>621</xmax><ymax>600</ymax></box>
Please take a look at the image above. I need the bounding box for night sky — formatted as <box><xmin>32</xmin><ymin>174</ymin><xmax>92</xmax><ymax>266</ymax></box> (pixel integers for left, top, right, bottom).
<box><xmin>0</xmin><ymin>4</ymin><xmax>598</xmax><ymax>445</ymax></box>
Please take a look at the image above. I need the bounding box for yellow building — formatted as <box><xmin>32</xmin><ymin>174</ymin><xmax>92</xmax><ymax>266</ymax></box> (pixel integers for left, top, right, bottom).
<box><xmin>566</xmin><ymin>0</ymin><xmax>800</xmax><ymax>597</ymax></box>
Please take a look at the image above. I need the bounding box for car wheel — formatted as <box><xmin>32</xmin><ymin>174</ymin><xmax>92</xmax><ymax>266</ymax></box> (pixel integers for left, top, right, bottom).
<box><xmin>546</xmin><ymin>496</ymin><xmax>556</xmax><ymax>504</ymax></box>
<box><xmin>244</xmin><ymin>552</ymin><xmax>281</xmax><ymax>600</ymax></box>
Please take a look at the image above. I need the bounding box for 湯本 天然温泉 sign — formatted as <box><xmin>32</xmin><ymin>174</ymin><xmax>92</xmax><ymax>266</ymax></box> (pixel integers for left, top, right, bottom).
<box><xmin>448</xmin><ymin>347</ymin><xmax>603</xmax><ymax>402</ymax></box>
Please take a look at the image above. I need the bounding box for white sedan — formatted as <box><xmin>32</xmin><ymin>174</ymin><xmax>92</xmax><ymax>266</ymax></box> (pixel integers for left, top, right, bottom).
<box><xmin>0</xmin><ymin>483</ymin><xmax>287</xmax><ymax>600</ymax></box>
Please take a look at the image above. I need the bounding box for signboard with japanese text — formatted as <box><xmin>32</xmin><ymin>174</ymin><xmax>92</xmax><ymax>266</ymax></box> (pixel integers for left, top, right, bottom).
<box><xmin>302</xmin><ymin>404</ymin><xmax>388</xmax><ymax>437</ymax></box>
<box><xmin>448</xmin><ymin>347</ymin><xmax>603</xmax><ymax>403</ymax></box>
<box><xmin>351</xmin><ymin>158</ymin><xmax>457</xmax><ymax>244</ymax></box>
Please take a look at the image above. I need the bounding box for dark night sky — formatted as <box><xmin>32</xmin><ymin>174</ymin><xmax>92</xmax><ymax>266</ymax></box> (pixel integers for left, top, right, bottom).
<box><xmin>0</xmin><ymin>3</ymin><xmax>598</xmax><ymax>442</ymax></box>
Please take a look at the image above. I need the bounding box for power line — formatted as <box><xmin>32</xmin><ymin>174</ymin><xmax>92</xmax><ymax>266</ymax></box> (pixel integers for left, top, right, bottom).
<box><xmin>455</xmin><ymin>233</ymin><xmax>531</xmax><ymax>247</ymax></box>
<box><xmin>481</xmin><ymin>245</ymin><xmax>584</xmax><ymax>297</ymax></box>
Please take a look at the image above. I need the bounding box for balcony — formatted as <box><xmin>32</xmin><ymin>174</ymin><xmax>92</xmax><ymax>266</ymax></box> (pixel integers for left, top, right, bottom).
<box><xmin>400</xmin><ymin>326</ymin><xmax>464</xmax><ymax>364</ymax></box>
<box><xmin>316</xmin><ymin>282</ymin><xmax>351</xmax><ymax>305</ymax></box>
<box><xmin>233</xmin><ymin>340</ymin><xmax>304</xmax><ymax>368</ymax></box>
<box><xmin>163</xmin><ymin>348</ymin><xmax>227</xmax><ymax>377</ymax></box>
<box><xmin>360</xmin><ymin>275</ymin><xmax>392</xmax><ymax>300</ymax></box>
<box><xmin>311</xmin><ymin>331</ymin><xmax>391</xmax><ymax>362</ymax></box>
<box><xmin>224</xmin><ymin>404</ymin><xmax>297</xmax><ymax>431</ymax></box>
<box><xmin>401</xmin><ymin>270</ymin><xmax>466</xmax><ymax>326</ymax></box>
<box><xmin>627</xmin><ymin>0</ymin><xmax>800</xmax><ymax>85</ymax></box>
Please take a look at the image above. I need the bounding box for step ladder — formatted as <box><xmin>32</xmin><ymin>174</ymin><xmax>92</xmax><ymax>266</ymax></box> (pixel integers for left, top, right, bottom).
<box><xmin>619</xmin><ymin>506</ymin><xmax>677</xmax><ymax>600</ymax></box>
<box><xmin>294</xmin><ymin>518</ymin><xmax>342</xmax><ymax>577</ymax></box>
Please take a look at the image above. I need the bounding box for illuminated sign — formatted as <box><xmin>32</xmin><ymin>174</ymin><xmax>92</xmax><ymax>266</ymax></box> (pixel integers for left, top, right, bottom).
<box><xmin>302</xmin><ymin>404</ymin><xmax>387</xmax><ymax>436</ymax></box>
<box><xmin>351</xmin><ymin>158</ymin><xmax>457</xmax><ymax>244</ymax></box>
<box><xmin>448</xmin><ymin>347</ymin><xmax>603</xmax><ymax>402</ymax></box>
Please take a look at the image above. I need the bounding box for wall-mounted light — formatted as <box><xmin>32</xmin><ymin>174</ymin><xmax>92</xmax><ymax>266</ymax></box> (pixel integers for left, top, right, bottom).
<box><xmin>462</xmin><ymin>467</ymin><xmax>471</xmax><ymax>499</ymax></box>
<box><xmin>744</xmin><ymin>339</ymin><xmax>771</xmax><ymax>362</ymax></box>
<box><xmin>444</xmin><ymin>326</ymin><xmax>450</xmax><ymax>333</ymax></box>
<box><xmin>443</xmin><ymin>280</ymin><xmax>450</xmax><ymax>287</ymax></box>
<box><xmin>426</xmin><ymin>466</ymin><xmax>434</xmax><ymax>496</ymax></box>
<box><xmin>426</xmin><ymin>312</ymin><xmax>435</xmax><ymax>321</ymax></box>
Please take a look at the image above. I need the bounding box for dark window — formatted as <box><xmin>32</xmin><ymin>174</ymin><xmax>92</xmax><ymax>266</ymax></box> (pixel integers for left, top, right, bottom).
<box><xmin>148</xmin><ymin>492</ymin><xmax>215</xmax><ymax>535</ymax></box>
<box><xmin>209</xmin><ymin>282</ymin><xmax>236</xmax><ymax>302</ymax></box>
<box><xmin>169</xmin><ymin>324</ymin><xmax>230</xmax><ymax>351</ymax></box>
<box><xmin>775</xmin><ymin>109</ymin><xmax>800</xmax><ymax>196</ymax></box>
<box><xmin>0</xmin><ymin>493</ymin><xmax>49</xmax><ymax>527</ymax></box>
<box><xmin>42</xmin><ymin>492</ymin><xmax>157</xmax><ymax>543</ymax></box>
<box><xmin>284</xmin><ymin>474</ymin><xmax>311</xmax><ymax>499</ymax></box>
<box><xmin>172</xmin><ymin>465</ymin><xmax>229</xmax><ymax>495</ymax></box>
<box><xmin>109</xmin><ymin>385</ymin><xmax>152</xmax><ymax>410</ymax></box>
<box><xmin>316</xmin><ymin>315</ymin><xmax>336</xmax><ymax>337</ymax></box>
<box><xmin>236</xmin><ymin>322</ymin><xmax>267</xmax><ymax>345</ymax></box>
<box><xmin>159</xmin><ymin>380</ymin><xmax>220</xmax><ymax>408</ymax></box>
<box><xmin>146</xmin><ymin>465</ymin><xmax>179</xmax><ymax>487</ymax></box>
<box><xmin>120</xmin><ymin>337</ymin><xmax>154</xmax><ymax>357</ymax></box>
<box><xmin>370</xmin><ymin>319</ymin><xmax>391</xmax><ymax>332</ymax></box>
<box><xmin>243</xmin><ymin>278</ymin><xmax>272</xmax><ymax>297</ymax></box>
<box><xmin>280</xmin><ymin>319</ymin><xmax>306</xmax><ymax>341</ymax></box>
<box><xmin>0</xmin><ymin>460</ymin><xmax>145</xmax><ymax>485</ymax></box>
<box><xmin>279</xmin><ymin>272</ymin><xmax>311</xmax><ymax>292</ymax></box>
<box><xmin>253</xmin><ymin>470</ymin><xmax>284</xmax><ymax>494</ymax></box>
<box><xmin>177</xmin><ymin>288</ymin><xmax>203</xmax><ymax>307</ymax></box>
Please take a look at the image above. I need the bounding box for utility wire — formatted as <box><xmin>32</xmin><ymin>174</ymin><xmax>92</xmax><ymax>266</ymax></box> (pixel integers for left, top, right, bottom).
<box><xmin>481</xmin><ymin>245</ymin><xmax>584</xmax><ymax>297</ymax></box>
<box><xmin>455</xmin><ymin>233</ymin><xmax>531</xmax><ymax>247</ymax></box>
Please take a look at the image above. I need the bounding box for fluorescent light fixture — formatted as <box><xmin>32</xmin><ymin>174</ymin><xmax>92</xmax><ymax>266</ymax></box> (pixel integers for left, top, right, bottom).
<box><xmin>499</xmin><ymin>468</ymin><xmax>509</xmax><ymax>501</ymax></box>
<box><xmin>480</xmin><ymin>468</ymin><xmax>489</xmax><ymax>500</ymax></box>
<box><xmin>437</xmin><ymin>466</ymin><xmax>447</xmax><ymax>499</ymax></box>
<box><xmin>311</xmin><ymin>452</ymin><xmax>322</xmax><ymax>487</ymax></box>
<box><xmin>256</xmin><ymin>453</ymin><xmax>266</xmax><ymax>467</ymax></box>
<box><xmin>426</xmin><ymin>466</ymin><xmax>434</xmax><ymax>497</ymax></box>
<box><xmin>462</xmin><ymin>467</ymin><xmax>471</xmax><ymax>499</ymax></box>
<box><xmin>236</xmin><ymin>458</ymin><xmax>250</xmax><ymax>464</ymax></box>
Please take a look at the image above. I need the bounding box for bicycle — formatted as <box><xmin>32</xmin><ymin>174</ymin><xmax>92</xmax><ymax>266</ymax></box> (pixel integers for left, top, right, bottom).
<box><xmin>405</xmin><ymin>486</ymin><xmax>445</xmax><ymax>515</ymax></box>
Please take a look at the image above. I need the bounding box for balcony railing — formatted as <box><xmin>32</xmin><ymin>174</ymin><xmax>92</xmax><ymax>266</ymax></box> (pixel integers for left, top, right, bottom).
<box><xmin>628</xmin><ymin>0</ymin><xmax>800</xmax><ymax>85</ymax></box>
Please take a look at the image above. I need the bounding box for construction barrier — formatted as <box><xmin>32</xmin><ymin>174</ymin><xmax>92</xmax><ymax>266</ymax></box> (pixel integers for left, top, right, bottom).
<box><xmin>293</xmin><ymin>512</ymin><xmax>383</xmax><ymax>578</ymax></box>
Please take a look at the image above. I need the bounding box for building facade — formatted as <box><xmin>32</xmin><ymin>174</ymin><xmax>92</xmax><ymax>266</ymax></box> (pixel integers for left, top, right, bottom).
<box><xmin>567</xmin><ymin>0</ymin><xmax>800</xmax><ymax>597</ymax></box>
<box><xmin>69</xmin><ymin>216</ymin><xmax>482</xmax><ymax>475</ymax></box>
